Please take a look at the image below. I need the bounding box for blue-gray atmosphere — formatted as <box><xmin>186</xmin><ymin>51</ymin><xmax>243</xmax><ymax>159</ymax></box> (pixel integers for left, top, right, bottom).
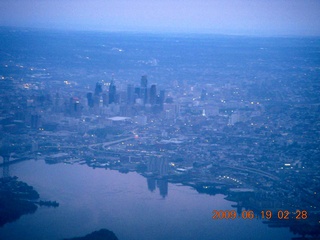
<box><xmin>0</xmin><ymin>0</ymin><xmax>320</xmax><ymax>36</ymax></box>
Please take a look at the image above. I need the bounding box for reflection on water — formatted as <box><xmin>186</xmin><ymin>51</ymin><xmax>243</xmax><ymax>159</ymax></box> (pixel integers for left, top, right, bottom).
<box><xmin>0</xmin><ymin>160</ymin><xmax>299</xmax><ymax>240</ymax></box>
<box><xmin>147</xmin><ymin>178</ymin><xmax>168</xmax><ymax>198</ymax></box>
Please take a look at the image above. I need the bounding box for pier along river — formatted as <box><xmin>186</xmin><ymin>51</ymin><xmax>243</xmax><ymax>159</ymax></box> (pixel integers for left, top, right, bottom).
<box><xmin>0</xmin><ymin>159</ymin><xmax>295</xmax><ymax>240</ymax></box>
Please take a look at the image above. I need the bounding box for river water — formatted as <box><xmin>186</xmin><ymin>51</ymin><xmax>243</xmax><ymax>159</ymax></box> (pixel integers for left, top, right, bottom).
<box><xmin>0</xmin><ymin>160</ymin><xmax>295</xmax><ymax>240</ymax></box>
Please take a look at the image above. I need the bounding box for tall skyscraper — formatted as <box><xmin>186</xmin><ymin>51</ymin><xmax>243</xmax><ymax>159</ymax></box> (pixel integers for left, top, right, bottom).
<box><xmin>140</xmin><ymin>75</ymin><xmax>148</xmax><ymax>104</ymax></box>
<box><xmin>69</xmin><ymin>97</ymin><xmax>80</xmax><ymax>113</ymax></box>
<box><xmin>102</xmin><ymin>93</ymin><xmax>108</xmax><ymax>106</ymax></box>
<box><xmin>108</xmin><ymin>80</ymin><xmax>116</xmax><ymax>104</ymax></box>
<box><xmin>134</xmin><ymin>87</ymin><xmax>140</xmax><ymax>98</ymax></box>
<box><xmin>86</xmin><ymin>92</ymin><xmax>94</xmax><ymax>108</ymax></box>
<box><xmin>140</xmin><ymin>75</ymin><xmax>148</xmax><ymax>88</ymax></box>
<box><xmin>127</xmin><ymin>84</ymin><xmax>135</xmax><ymax>105</ymax></box>
<box><xmin>94</xmin><ymin>82</ymin><xmax>102</xmax><ymax>96</ymax></box>
<box><xmin>158</xmin><ymin>90</ymin><xmax>165</xmax><ymax>109</ymax></box>
<box><xmin>149</xmin><ymin>84</ymin><xmax>157</xmax><ymax>105</ymax></box>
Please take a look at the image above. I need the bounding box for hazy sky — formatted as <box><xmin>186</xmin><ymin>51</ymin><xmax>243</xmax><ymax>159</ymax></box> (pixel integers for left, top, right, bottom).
<box><xmin>1</xmin><ymin>0</ymin><xmax>320</xmax><ymax>36</ymax></box>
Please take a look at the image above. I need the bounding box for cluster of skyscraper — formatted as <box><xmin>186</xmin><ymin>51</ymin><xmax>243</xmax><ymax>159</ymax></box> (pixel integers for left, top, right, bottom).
<box><xmin>127</xmin><ymin>75</ymin><xmax>165</xmax><ymax>106</ymax></box>
<box><xmin>86</xmin><ymin>75</ymin><xmax>166</xmax><ymax>111</ymax></box>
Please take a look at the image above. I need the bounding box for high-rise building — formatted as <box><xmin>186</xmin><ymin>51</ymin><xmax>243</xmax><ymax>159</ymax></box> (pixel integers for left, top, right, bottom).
<box><xmin>94</xmin><ymin>82</ymin><xmax>102</xmax><ymax>96</ymax></box>
<box><xmin>159</xmin><ymin>158</ymin><xmax>168</xmax><ymax>176</ymax></box>
<box><xmin>140</xmin><ymin>75</ymin><xmax>148</xmax><ymax>104</ymax></box>
<box><xmin>69</xmin><ymin>97</ymin><xmax>80</xmax><ymax>113</ymax></box>
<box><xmin>102</xmin><ymin>93</ymin><xmax>108</xmax><ymax>106</ymax></box>
<box><xmin>86</xmin><ymin>92</ymin><xmax>94</xmax><ymax>108</ymax></box>
<box><xmin>149</xmin><ymin>84</ymin><xmax>157</xmax><ymax>105</ymax></box>
<box><xmin>108</xmin><ymin>80</ymin><xmax>116</xmax><ymax>104</ymax></box>
<box><xmin>134</xmin><ymin>87</ymin><xmax>141</xmax><ymax>100</ymax></box>
<box><xmin>158</xmin><ymin>90</ymin><xmax>166</xmax><ymax>109</ymax></box>
<box><xmin>127</xmin><ymin>84</ymin><xmax>135</xmax><ymax>105</ymax></box>
<box><xmin>140</xmin><ymin>75</ymin><xmax>148</xmax><ymax>88</ymax></box>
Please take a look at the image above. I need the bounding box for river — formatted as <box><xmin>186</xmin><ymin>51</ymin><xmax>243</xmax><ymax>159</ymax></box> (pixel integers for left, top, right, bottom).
<box><xmin>0</xmin><ymin>160</ymin><xmax>295</xmax><ymax>240</ymax></box>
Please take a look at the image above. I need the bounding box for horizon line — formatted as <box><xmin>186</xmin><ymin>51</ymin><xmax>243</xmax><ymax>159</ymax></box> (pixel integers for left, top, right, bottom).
<box><xmin>1</xmin><ymin>25</ymin><xmax>320</xmax><ymax>38</ymax></box>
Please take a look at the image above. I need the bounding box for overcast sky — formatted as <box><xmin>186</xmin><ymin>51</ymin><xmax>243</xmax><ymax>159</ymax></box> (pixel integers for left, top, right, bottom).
<box><xmin>1</xmin><ymin>0</ymin><xmax>320</xmax><ymax>36</ymax></box>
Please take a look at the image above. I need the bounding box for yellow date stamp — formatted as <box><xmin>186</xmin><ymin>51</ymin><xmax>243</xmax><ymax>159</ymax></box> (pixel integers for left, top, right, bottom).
<box><xmin>212</xmin><ymin>209</ymin><xmax>308</xmax><ymax>220</ymax></box>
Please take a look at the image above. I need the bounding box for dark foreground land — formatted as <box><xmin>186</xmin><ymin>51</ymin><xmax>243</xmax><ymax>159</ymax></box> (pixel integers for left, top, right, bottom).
<box><xmin>64</xmin><ymin>229</ymin><xmax>119</xmax><ymax>240</ymax></box>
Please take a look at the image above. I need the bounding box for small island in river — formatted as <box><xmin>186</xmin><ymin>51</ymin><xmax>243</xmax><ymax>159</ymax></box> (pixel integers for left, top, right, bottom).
<box><xmin>0</xmin><ymin>176</ymin><xmax>59</xmax><ymax>227</ymax></box>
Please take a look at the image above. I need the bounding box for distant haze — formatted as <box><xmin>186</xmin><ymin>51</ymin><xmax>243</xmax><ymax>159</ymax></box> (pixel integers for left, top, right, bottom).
<box><xmin>1</xmin><ymin>0</ymin><xmax>320</xmax><ymax>36</ymax></box>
